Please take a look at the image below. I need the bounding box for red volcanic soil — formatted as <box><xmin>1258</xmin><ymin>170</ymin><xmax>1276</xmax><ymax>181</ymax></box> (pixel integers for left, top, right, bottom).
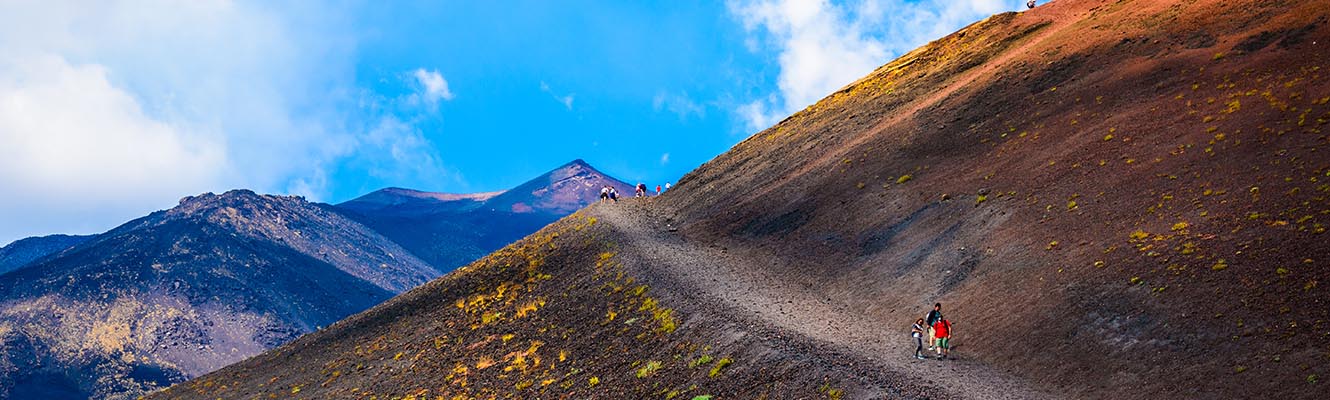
<box><xmin>666</xmin><ymin>0</ymin><xmax>1330</xmax><ymax>397</ymax></box>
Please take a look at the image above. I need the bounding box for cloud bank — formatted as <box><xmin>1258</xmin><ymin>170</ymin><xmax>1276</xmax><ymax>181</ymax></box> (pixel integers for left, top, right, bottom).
<box><xmin>729</xmin><ymin>0</ymin><xmax>1009</xmax><ymax>131</ymax></box>
<box><xmin>0</xmin><ymin>1</ymin><xmax>448</xmax><ymax>244</ymax></box>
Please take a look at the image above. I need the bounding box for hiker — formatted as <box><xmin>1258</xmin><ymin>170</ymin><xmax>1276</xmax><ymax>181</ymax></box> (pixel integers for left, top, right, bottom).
<box><xmin>656</xmin><ymin>184</ymin><xmax>662</xmax><ymax>195</ymax></box>
<box><xmin>635</xmin><ymin>183</ymin><xmax>647</xmax><ymax>197</ymax></box>
<box><xmin>1027</xmin><ymin>0</ymin><xmax>1036</xmax><ymax>9</ymax></box>
<box><xmin>933</xmin><ymin>318</ymin><xmax>953</xmax><ymax>359</ymax></box>
<box><xmin>664</xmin><ymin>182</ymin><xmax>672</xmax><ymax>192</ymax></box>
<box><xmin>924</xmin><ymin>303</ymin><xmax>943</xmax><ymax>350</ymax></box>
<box><xmin>911</xmin><ymin>318</ymin><xmax>927</xmax><ymax>359</ymax></box>
<box><xmin>600</xmin><ymin>186</ymin><xmax>610</xmax><ymax>202</ymax></box>
<box><xmin>609</xmin><ymin>186</ymin><xmax>619</xmax><ymax>202</ymax></box>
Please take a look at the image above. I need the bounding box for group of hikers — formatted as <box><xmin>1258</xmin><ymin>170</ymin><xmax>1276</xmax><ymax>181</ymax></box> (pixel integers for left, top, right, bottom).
<box><xmin>911</xmin><ymin>303</ymin><xmax>953</xmax><ymax>360</ymax></box>
<box><xmin>600</xmin><ymin>182</ymin><xmax>671</xmax><ymax>202</ymax></box>
<box><xmin>598</xmin><ymin>185</ymin><xmax>620</xmax><ymax>202</ymax></box>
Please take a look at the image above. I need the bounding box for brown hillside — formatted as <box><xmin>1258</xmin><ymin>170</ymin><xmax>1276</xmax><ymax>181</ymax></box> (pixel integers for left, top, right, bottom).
<box><xmin>153</xmin><ymin>0</ymin><xmax>1330</xmax><ymax>399</ymax></box>
<box><xmin>667</xmin><ymin>0</ymin><xmax>1330</xmax><ymax>397</ymax></box>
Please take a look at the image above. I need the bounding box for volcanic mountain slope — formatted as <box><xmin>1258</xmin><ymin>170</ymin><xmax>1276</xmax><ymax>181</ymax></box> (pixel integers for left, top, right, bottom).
<box><xmin>0</xmin><ymin>234</ymin><xmax>93</xmax><ymax>275</ymax></box>
<box><xmin>0</xmin><ymin>190</ymin><xmax>439</xmax><ymax>400</ymax></box>
<box><xmin>336</xmin><ymin>159</ymin><xmax>635</xmax><ymax>271</ymax></box>
<box><xmin>155</xmin><ymin>0</ymin><xmax>1329</xmax><ymax>399</ymax></box>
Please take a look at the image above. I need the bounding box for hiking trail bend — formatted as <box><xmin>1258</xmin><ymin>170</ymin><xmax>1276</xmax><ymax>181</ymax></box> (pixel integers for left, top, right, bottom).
<box><xmin>587</xmin><ymin>200</ymin><xmax>1054</xmax><ymax>400</ymax></box>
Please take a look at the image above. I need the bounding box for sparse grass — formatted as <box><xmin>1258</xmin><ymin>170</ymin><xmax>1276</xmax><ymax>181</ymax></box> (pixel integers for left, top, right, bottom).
<box><xmin>689</xmin><ymin>354</ymin><xmax>714</xmax><ymax>368</ymax></box>
<box><xmin>639</xmin><ymin>297</ymin><xmax>679</xmax><ymax>334</ymax></box>
<box><xmin>708</xmin><ymin>357</ymin><xmax>732</xmax><ymax>378</ymax></box>
<box><xmin>819</xmin><ymin>382</ymin><xmax>844</xmax><ymax>399</ymax></box>
<box><xmin>636</xmin><ymin>360</ymin><xmax>662</xmax><ymax>378</ymax></box>
<box><xmin>476</xmin><ymin>357</ymin><xmax>495</xmax><ymax>370</ymax></box>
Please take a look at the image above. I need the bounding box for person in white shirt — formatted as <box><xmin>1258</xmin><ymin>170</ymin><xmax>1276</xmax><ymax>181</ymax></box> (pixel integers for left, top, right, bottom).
<box><xmin>911</xmin><ymin>318</ymin><xmax>927</xmax><ymax>359</ymax></box>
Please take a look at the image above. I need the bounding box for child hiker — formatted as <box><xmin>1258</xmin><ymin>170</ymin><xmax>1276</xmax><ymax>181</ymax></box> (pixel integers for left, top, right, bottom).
<box><xmin>911</xmin><ymin>318</ymin><xmax>927</xmax><ymax>359</ymax></box>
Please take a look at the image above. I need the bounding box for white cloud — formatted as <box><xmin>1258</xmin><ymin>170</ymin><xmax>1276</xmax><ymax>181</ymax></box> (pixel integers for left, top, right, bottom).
<box><xmin>652</xmin><ymin>91</ymin><xmax>705</xmax><ymax>120</ymax></box>
<box><xmin>660</xmin><ymin>153</ymin><xmax>671</xmax><ymax>165</ymax></box>
<box><xmin>0</xmin><ymin>54</ymin><xmax>226</xmax><ymax>239</ymax></box>
<box><xmin>728</xmin><ymin>0</ymin><xmax>1009</xmax><ymax>131</ymax></box>
<box><xmin>539</xmin><ymin>81</ymin><xmax>575</xmax><ymax>110</ymax></box>
<box><xmin>413</xmin><ymin>68</ymin><xmax>455</xmax><ymax>103</ymax></box>
<box><xmin>360</xmin><ymin>117</ymin><xmax>445</xmax><ymax>182</ymax></box>
<box><xmin>0</xmin><ymin>1</ymin><xmax>450</xmax><ymax>244</ymax></box>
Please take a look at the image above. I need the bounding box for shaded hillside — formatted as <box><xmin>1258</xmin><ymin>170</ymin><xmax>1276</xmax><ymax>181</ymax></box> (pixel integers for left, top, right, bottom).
<box><xmin>156</xmin><ymin>0</ymin><xmax>1330</xmax><ymax>399</ymax></box>
<box><xmin>336</xmin><ymin>159</ymin><xmax>634</xmax><ymax>271</ymax></box>
<box><xmin>0</xmin><ymin>190</ymin><xmax>439</xmax><ymax>400</ymax></box>
<box><xmin>0</xmin><ymin>234</ymin><xmax>93</xmax><ymax>275</ymax></box>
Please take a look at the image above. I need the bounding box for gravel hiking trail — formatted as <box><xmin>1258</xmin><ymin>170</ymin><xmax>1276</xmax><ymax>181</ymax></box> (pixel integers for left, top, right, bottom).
<box><xmin>589</xmin><ymin>200</ymin><xmax>1053</xmax><ymax>400</ymax></box>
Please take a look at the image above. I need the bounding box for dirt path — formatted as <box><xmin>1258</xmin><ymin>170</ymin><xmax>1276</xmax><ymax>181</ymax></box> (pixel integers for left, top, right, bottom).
<box><xmin>589</xmin><ymin>200</ymin><xmax>1053</xmax><ymax>400</ymax></box>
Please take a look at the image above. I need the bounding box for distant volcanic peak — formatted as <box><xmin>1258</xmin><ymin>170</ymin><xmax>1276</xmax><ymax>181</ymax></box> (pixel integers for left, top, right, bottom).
<box><xmin>337</xmin><ymin>188</ymin><xmax>504</xmax><ymax>213</ymax></box>
<box><xmin>551</xmin><ymin>159</ymin><xmax>626</xmax><ymax>187</ymax></box>
<box><xmin>165</xmin><ymin>190</ymin><xmax>304</xmax><ymax>221</ymax></box>
<box><xmin>483</xmin><ymin>159</ymin><xmax>632</xmax><ymax>215</ymax></box>
<box><xmin>543</xmin><ymin>159</ymin><xmax>599</xmax><ymax>182</ymax></box>
<box><xmin>377</xmin><ymin>187</ymin><xmax>503</xmax><ymax>203</ymax></box>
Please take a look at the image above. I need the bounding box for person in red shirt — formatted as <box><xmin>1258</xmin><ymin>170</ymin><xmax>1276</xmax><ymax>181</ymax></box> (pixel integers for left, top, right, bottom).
<box><xmin>932</xmin><ymin>318</ymin><xmax>953</xmax><ymax>359</ymax></box>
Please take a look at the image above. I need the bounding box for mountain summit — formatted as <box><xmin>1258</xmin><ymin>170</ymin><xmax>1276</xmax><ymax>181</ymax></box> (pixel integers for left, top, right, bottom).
<box><xmin>339</xmin><ymin>159</ymin><xmax>630</xmax><ymax>216</ymax></box>
<box><xmin>156</xmin><ymin>1</ymin><xmax>1329</xmax><ymax>399</ymax></box>
<box><xmin>335</xmin><ymin>159</ymin><xmax>633</xmax><ymax>271</ymax></box>
<box><xmin>483</xmin><ymin>159</ymin><xmax>629</xmax><ymax>215</ymax></box>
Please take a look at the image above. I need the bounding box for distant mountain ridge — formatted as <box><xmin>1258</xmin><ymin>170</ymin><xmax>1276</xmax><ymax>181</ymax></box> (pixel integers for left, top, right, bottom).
<box><xmin>0</xmin><ymin>234</ymin><xmax>93</xmax><ymax>275</ymax></box>
<box><xmin>334</xmin><ymin>159</ymin><xmax>634</xmax><ymax>271</ymax></box>
<box><xmin>0</xmin><ymin>190</ymin><xmax>438</xmax><ymax>400</ymax></box>
<box><xmin>0</xmin><ymin>160</ymin><xmax>632</xmax><ymax>400</ymax></box>
<box><xmin>336</xmin><ymin>187</ymin><xmax>502</xmax><ymax>215</ymax></box>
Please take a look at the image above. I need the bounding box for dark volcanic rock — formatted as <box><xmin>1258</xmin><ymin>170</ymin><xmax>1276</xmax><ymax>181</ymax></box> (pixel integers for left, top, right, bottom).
<box><xmin>0</xmin><ymin>234</ymin><xmax>93</xmax><ymax>275</ymax></box>
<box><xmin>0</xmin><ymin>190</ymin><xmax>437</xmax><ymax>400</ymax></box>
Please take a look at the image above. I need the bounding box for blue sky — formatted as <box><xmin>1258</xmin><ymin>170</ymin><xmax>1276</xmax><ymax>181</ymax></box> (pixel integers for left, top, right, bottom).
<box><xmin>0</xmin><ymin>0</ymin><xmax>1015</xmax><ymax>244</ymax></box>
